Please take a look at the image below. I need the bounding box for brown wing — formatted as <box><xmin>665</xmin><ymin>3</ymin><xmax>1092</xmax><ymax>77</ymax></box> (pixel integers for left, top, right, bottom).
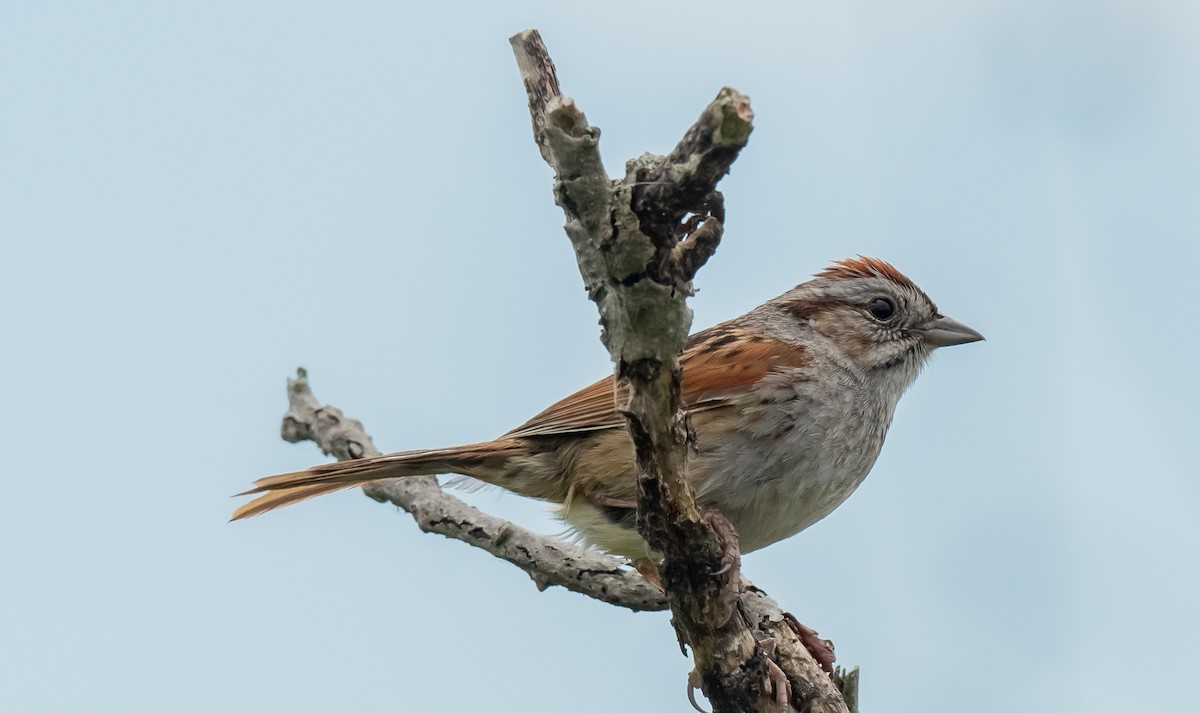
<box><xmin>503</xmin><ymin>323</ymin><xmax>810</xmax><ymax>439</ymax></box>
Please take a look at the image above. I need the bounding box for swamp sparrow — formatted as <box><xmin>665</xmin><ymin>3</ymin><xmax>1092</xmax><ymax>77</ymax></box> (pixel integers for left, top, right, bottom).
<box><xmin>233</xmin><ymin>257</ymin><xmax>982</xmax><ymax>559</ymax></box>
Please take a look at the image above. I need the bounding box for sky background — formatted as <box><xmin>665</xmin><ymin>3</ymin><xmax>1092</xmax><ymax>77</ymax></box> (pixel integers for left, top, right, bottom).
<box><xmin>3</xmin><ymin>1</ymin><xmax>1198</xmax><ymax>711</ymax></box>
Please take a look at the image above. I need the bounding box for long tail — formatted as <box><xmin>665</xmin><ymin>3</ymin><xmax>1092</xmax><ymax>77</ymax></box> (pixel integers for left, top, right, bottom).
<box><xmin>231</xmin><ymin>439</ymin><xmax>531</xmax><ymax>521</ymax></box>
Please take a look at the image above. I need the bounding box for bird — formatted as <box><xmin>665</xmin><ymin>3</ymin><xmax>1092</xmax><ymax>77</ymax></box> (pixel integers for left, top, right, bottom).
<box><xmin>232</xmin><ymin>257</ymin><xmax>982</xmax><ymax>560</ymax></box>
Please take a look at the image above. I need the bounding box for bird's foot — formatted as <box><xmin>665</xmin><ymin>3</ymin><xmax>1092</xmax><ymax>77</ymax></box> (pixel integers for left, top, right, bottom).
<box><xmin>686</xmin><ymin>668</ymin><xmax>707</xmax><ymax>713</ymax></box>
<box><xmin>758</xmin><ymin>638</ymin><xmax>793</xmax><ymax>708</ymax></box>
<box><xmin>783</xmin><ymin>612</ymin><xmax>836</xmax><ymax>674</ymax></box>
<box><xmin>702</xmin><ymin>509</ymin><xmax>743</xmax><ymax>626</ymax></box>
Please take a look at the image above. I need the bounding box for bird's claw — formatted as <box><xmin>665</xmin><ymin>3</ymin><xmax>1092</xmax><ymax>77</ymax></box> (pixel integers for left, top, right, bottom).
<box><xmin>702</xmin><ymin>509</ymin><xmax>742</xmax><ymax>625</ymax></box>
<box><xmin>783</xmin><ymin>612</ymin><xmax>836</xmax><ymax>674</ymax></box>
<box><xmin>760</xmin><ymin>640</ymin><xmax>792</xmax><ymax>708</ymax></box>
<box><xmin>686</xmin><ymin>668</ymin><xmax>707</xmax><ymax>713</ymax></box>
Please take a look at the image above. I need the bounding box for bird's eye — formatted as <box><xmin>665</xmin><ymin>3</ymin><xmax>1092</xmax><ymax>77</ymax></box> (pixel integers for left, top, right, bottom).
<box><xmin>867</xmin><ymin>297</ymin><xmax>896</xmax><ymax>321</ymax></box>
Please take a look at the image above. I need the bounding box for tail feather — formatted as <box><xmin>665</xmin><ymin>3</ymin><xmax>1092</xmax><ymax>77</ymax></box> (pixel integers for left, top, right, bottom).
<box><xmin>231</xmin><ymin>439</ymin><xmax>531</xmax><ymax>521</ymax></box>
<box><xmin>231</xmin><ymin>481</ymin><xmax>359</xmax><ymax>521</ymax></box>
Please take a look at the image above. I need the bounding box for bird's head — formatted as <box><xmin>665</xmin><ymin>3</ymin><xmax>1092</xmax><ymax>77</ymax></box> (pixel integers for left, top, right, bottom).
<box><xmin>770</xmin><ymin>256</ymin><xmax>984</xmax><ymax>376</ymax></box>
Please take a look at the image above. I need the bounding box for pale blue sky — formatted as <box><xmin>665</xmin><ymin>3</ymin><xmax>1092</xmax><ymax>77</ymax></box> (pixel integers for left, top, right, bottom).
<box><xmin>3</xmin><ymin>2</ymin><xmax>1197</xmax><ymax>711</ymax></box>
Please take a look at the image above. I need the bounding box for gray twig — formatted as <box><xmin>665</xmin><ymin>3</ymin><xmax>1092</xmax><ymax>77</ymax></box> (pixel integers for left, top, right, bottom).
<box><xmin>282</xmin><ymin>367</ymin><xmax>668</xmax><ymax>612</ymax></box>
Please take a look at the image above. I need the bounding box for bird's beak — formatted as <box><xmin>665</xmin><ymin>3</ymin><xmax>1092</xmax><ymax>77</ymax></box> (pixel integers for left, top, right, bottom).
<box><xmin>916</xmin><ymin>314</ymin><xmax>985</xmax><ymax>348</ymax></box>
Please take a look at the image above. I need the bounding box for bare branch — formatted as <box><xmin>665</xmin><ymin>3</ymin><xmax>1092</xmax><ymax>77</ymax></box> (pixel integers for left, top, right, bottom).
<box><xmin>281</xmin><ymin>368</ymin><xmax>668</xmax><ymax>612</ymax></box>
<box><xmin>632</xmin><ymin>88</ymin><xmax>751</xmax><ymax>256</ymax></box>
<box><xmin>510</xmin><ymin>28</ymin><xmax>851</xmax><ymax>713</ymax></box>
<box><xmin>509</xmin><ymin>30</ymin><xmax>563</xmax><ymax>165</ymax></box>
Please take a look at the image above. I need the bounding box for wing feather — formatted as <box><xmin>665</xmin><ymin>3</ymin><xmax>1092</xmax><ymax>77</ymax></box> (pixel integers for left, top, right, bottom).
<box><xmin>503</xmin><ymin>323</ymin><xmax>810</xmax><ymax>439</ymax></box>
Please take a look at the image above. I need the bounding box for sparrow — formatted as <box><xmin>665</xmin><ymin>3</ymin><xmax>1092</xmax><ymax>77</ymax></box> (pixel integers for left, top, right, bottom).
<box><xmin>233</xmin><ymin>257</ymin><xmax>983</xmax><ymax>559</ymax></box>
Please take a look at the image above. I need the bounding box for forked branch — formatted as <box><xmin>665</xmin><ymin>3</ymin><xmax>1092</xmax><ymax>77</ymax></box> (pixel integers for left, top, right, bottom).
<box><xmin>508</xmin><ymin>28</ymin><xmax>851</xmax><ymax>713</ymax></box>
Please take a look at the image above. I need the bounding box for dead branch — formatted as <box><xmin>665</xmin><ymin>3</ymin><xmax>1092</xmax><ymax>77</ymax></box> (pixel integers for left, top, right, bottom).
<box><xmin>509</xmin><ymin>28</ymin><xmax>851</xmax><ymax>713</ymax></box>
<box><xmin>279</xmin><ymin>367</ymin><xmax>667</xmax><ymax>611</ymax></box>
